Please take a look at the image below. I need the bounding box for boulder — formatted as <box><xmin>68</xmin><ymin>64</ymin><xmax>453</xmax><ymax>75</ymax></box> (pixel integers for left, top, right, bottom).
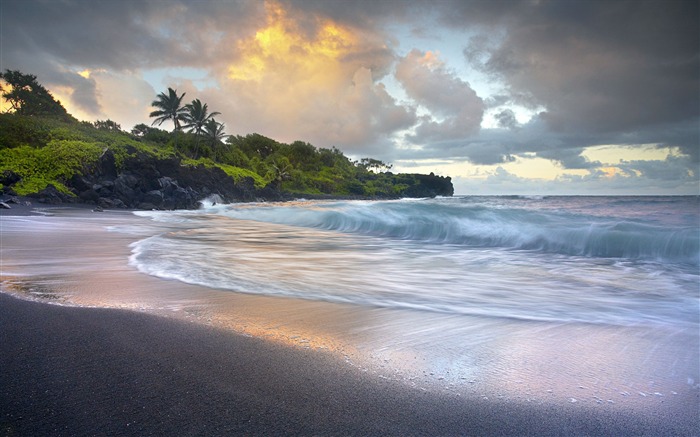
<box><xmin>29</xmin><ymin>185</ymin><xmax>73</xmax><ymax>204</ymax></box>
<box><xmin>113</xmin><ymin>174</ymin><xmax>140</xmax><ymax>205</ymax></box>
<box><xmin>137</xmin><ymin>202</ymin><xmax>157</xmax><ymax>210</ymax></box>
<box><xmin>98</xmin><ymin>197</ymin><xmax>127</xmax><ymax>209</ymax></box>
<box><xmin>143</xmin><ymin>190</ymin><xmax>164</xmax><ymax>207</ymax></box>
<box><xmin>98</xmin><ymin>148</ymin><xmax>118</xmax><ymax>180</ymax></box>
<box><xmin>95</xmin><ymin>181</ymin><xmax>114</xmax><ymax>197</ymax></box>
<box><xmin>0</xmin><ymin>170</ymin><xmax>21</xmax><ymax>186</ymax></box>
<box><xmin>79</xmin><ymin>188</ymin><xmax>100</xmax><ymax>203</ymax></box>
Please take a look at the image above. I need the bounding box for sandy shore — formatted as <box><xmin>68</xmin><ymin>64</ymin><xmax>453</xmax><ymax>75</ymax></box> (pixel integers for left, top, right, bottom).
<box><xmin>1</xmin><ymin>206</ymin><xmax>698</xmax><ymax>435</ymax></box>
<box><xmin>1</xmin><ymin>293</ymin><xmax>697</xmax><ymax>436</ymax></box>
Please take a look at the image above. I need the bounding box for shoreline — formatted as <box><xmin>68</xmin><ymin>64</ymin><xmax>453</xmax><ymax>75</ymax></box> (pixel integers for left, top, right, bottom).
<box><xmin>1</xmin><ymin>204</ymin><xmax>698</xmax><ymax>435</ymax></box>
<box><xmin>2</xmin><ymin>292</ymin><xmax>697</xmax><ymax>436</ymax></box>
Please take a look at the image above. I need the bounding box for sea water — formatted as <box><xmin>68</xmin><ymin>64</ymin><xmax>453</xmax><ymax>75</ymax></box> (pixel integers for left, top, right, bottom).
<box><xmin>130</xmin><ymin>196</ymin><xmax>699</xmax><ymax>328</ymax></box>
<box><xmin>2</xmin><ymin>196</ymin><xmax>699</xmax><ymax>411</ymax></box>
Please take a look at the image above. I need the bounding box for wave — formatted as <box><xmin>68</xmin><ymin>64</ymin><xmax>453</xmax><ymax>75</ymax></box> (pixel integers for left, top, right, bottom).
<box><xmin>128</xmin><ymin>197</ymin><xmax>699</xmax><ymax>326</ymax></box>
<box><xmin>211</xmin><ymin>199</ymin><xmax>699</xmax><ymax>265</ymax></box>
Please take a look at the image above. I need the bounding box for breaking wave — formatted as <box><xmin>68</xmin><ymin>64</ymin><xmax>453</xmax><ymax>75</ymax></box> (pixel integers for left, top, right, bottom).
<box><xmin>209</xmin><ymin>198</ymin><xmax>699</xmax><ymax>266</ymax></box>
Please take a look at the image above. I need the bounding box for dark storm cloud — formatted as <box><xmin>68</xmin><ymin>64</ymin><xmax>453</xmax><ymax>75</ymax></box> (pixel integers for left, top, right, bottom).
<box><xmin>308</xmin><ymin>0</ymin><xmax>699</xmax><ymax>174</ymax></box>
<box><xmin>537</xmin><ymin>148</ymin><xmax>601</xmax><ymax>170</ymax></box>
<box><xmin>618</xmin><ymin>155</ymin><xmax>697</xmax><ymax>181</ymax></box>
<box><xmin>494</xmin><ymin>109</ymin><xmax>518</xmax><ymax>130</ymax></box>
<box><xmin>454</xmin><ymin>0</ymin><xmax>700</xmax><ymax>135</ymax></box>
<box><xmin>1</xmin><ymin>0</ymin><xmax>263</xmax><ymax>70</ymax></box>
<box><xmin>397</xmin><ymin>112</ymin><xmax>696</xmax><ymax>174</ymax></box>
<box><xmin>3</xmin><ymin>0</ymin><xmax>166</xmax><ymax>70</ymax></box>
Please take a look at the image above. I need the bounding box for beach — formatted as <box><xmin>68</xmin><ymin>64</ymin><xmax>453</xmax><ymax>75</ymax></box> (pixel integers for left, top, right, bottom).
<box><xmin>2</xmin><ymin>293</ymin><xmax>698</xmax><ymax>436</ymax></box>
<box><xmin>1</xmin><ymin>201</ymin><xmax>698</xmax><ymax>435</ymax></box>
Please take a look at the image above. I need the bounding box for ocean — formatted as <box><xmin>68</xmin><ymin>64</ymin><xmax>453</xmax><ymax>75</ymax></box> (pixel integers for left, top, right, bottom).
<box><xmin>131</xmin><ymin>196</ymin><xmax>699</xmax><ymax>327</ymax></box>
<box><xmin>2</xmin><ymin>195</ymin><xmax>698</xmax><ymax>411</ymax></box>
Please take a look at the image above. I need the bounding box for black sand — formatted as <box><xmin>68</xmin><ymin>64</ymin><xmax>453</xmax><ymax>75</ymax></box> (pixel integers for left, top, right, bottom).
<box><xmin>1</xmin><ymin>293</ymin><xmax>696</xmax><ymax>436</ymax></box>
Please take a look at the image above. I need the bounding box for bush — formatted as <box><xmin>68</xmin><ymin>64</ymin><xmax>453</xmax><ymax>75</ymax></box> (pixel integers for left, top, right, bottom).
<box><xmin>0</xmin><ymin>140</ymin><xmax>103</xmax><ymax>195</ymax></box>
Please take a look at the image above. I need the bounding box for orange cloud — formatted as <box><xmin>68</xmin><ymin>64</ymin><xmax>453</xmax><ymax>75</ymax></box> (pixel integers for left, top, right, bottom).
<box><xmin>600</xmin><ymin>166</ymin><xmax>619</xmax><ymax>178</ymax></box>
<box><xmin>227</xmin><ymin>1</ymin><xmax>356</xmax><ymax>86</ymax></box>
<box><xmin>214</xmin><ymin>1</ymin><xmax>408</xmax><ymax>151</ymax></box>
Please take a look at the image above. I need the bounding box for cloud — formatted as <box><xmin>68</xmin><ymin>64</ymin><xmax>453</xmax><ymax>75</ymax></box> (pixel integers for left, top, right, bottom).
<box><xmin>455</xmin><ymin>0</ymin><xmax>700</xmax><ymax>136</ymax></box>
<box><xmin>1</xmin><ymin>0</ymin><xmax>264</xmax><ymax>71</ymax></box>
<box><xmin>0</xmin><ymin>0</ymin><xmax>263</xmax><ymax>125</ymax></box>
<box><xmin>2</xmin><ymin>0</ymin><xmax>697</xmax><ymax>194</ymax></box>
<box><xmin>494</xmin><ymin>109</ymin><xmax>518</xmax><ymax>129</ymax></box>
<box><xmin>536</xmin><ymin>148</ymin><xmax>601</xmax><ymax>170</ymax></box>
<box><xmin>196</xmin><ymin>2</ymin><xmax>413</xmax><ymax>154</ymax></box>
<box><xmin>453</xmin><ymin>160</ymin><xmax>698</xmax><ymax>196</ymax></box>
<box><xmin>395</xmin><ymin>50</ymin><xmax>484</xmax><ymax>142</ymax></box>
<box><xmin>617</xmin><ymin>155</ymin><xmax>697</xmax><ymax>182</ymax></box>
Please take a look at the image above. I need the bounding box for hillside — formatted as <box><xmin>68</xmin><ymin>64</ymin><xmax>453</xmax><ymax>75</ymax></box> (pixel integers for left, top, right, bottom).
<box><xmin>0</xmin><ymin>72</ymin><xmax>452</xmax><ymax>209</ymax></box>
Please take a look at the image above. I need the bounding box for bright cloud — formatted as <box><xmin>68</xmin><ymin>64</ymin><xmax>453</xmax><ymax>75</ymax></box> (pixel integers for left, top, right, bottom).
<box><xmin>210</xmin><ymin>1</ymin><xmax>412</xmax><ymax>152</ymax></box>
<box><xmin>395</xmin><ymin>49</ymin><xmax>484</xmax><ymax>141</ymax></box>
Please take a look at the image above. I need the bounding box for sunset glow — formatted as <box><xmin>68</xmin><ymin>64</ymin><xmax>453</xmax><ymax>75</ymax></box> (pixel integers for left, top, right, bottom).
<box><xmin>228</xmin><ymin>2</ymin><xmax>356</xmax><ymax>85</ymax></box>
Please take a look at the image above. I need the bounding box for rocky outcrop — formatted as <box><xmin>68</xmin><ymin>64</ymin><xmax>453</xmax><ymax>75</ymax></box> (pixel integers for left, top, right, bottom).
<box><xmin>58</xmin><ymin>151</ymin><xmax>282</xmax><ymax>209</ymax></box>
<box><xmin>2</xmin><ymin>148</ymin><xmax>453</xmax><ymax>209</ymax></box>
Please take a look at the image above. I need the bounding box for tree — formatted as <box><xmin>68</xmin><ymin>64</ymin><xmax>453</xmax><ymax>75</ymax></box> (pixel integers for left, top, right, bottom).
<box><xmin>182</xmin><ymin>98</ymin><xmax>220</xmax><ymax>158</ymax></box>
<box><xmin>0</xmin><ymin>70</ymin><xmax>70</xmax><ymax>118</ymax></box>
<box><xmin>267</xmin><ymin>156</ymin><xmax>292</xmax><ymax>186</ymax></box>
<box><xmin>203</xmin><ymin>118</ymin><xmax>228</xmax><ymax>161</ymax></box>
<box><xmin>149</xmin><ymin>87</ymin><xmax>188</xmax><ymax>147</ymax></box>
<box><xmin>149</xmin><ymin>88</ymin><xmax>188</xmax><ymax>131</ymax></box>
<box><xmin>93</xmin><ymin>119</ymin><xmax>121</xmax><ymax>132</ymax></box>
<box><xmin>203</xmin><ymin>119</ymin><xmax>227</xmax><ymax>144</ymax></box>
<box><xmin>183</xmin><ymin>99</ymin><xmax>220</xmax><ymax>136</ymax></box>
<box><xmin>131</xmin><ymin>123</ymin><xmax>153</xmax><ymax>137</ymax></box>
<box><xmin>357</xmin><ymin>157</ymin><xmax>392</xmax><ymax>173</ymax></box>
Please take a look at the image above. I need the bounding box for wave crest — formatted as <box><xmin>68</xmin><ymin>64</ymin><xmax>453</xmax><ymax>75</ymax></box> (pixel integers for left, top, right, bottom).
<box><xmin>215</xmin><ymin>199</ymin><xmax>699</xmax><ymax>265</ymax></box>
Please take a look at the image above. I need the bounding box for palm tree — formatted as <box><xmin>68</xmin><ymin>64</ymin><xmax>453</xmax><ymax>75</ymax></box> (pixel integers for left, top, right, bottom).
<box><xmin>203</xmin><ymin>119</ymin><xmax>228</xmax><ymax>160</ymax></box>
<box><xmin>183</xmin><ymin>99</ymin><xmax>220</xmax><ymax>158</ymax></box>
<box><xmin>149</xmin><ymin>88</ymin><xmax>188</xmax><ymax>147</ymax></box>
<box><xmin>183</xmin><ymin>99</ymin><xmax>220</xmax><ymax>136</ymax></box>
<box><xmin>149</xmin><ymin>88</ymin><xmax>188</xmax><ymax>131</ymax></box>
<box><xmin>203</xmin><ymin>118</ymin><xmax>227</xmax><ymax>142</ymax></box>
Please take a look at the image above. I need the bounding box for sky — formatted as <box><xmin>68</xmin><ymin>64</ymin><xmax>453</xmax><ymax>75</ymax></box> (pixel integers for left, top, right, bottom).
<box><xmin>1</xmin><ymin>0</ymin><xmax>698</xmax><ymax>195</ymax></box>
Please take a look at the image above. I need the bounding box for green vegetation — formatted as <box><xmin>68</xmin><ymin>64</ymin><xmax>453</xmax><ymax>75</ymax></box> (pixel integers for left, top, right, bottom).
<box><xmin>0</xmin><ymin>141</ymin><xmax>103</xmax><ymax>195</ymax></box>
<box><xmin>0</xmin><ymin>70</ymin><xmax>452</xmax><ymax>201</ymax></box>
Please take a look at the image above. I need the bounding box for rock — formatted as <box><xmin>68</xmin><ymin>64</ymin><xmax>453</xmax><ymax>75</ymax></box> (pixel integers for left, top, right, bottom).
<box><xmin>93</xmin><ymin>206</ymin><xmax>104</xmax><ymax>212</ymax></box>
<box><xmin>79</xmin><ymin>189</ymin><xmax>100</xmax><ymax>203</ymax></box>
<box><xmin>158</xmin><ymin>177</ymin><xmax>176</xmax><ymax>194</ymax></box>
<box><xmin>143</xmin><ymin>190</ymin><xmax>164</xmax><ymax>206</ymax></box>
<box><xmin>98</xmin><ymin>197</ymin><xmax>126</xmax><ymax>209</ymax></box>
<box><xmin>0</xmin><ymin>170</ymin><xmax>21</xmax><ymax>186</ymax></box>
<box><xmin>98</xmin><ymin>148</ymin><xmax>118</xmax><ymax>180</ymax></box>
<box><xmin>69</xmin><ymin>175</ymin><xmax>93</xmax><ymax>193</ymax></box>
<box><xmin>95</xmin><ymin>181</ymin><xmax>114</xmax><ymax>197</ymax></box>
<box><xmin>113</xmin><ymin>174</ymin><xmax>139</xmax><ymax>204</ymax></box>
<box><xmin>29</xmin><ymin>185</ymin><xmax>73</xmax><ymax>204</ymax></box>
<box><xmin>171</xmin><ymin>187</ymin><xmax>194</xmax><ymax>209</ymax></box>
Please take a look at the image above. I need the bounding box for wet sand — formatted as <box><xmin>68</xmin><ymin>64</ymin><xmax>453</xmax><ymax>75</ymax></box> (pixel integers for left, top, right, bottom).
<box><xmin>2</xmin><ymin>293</ymin><xmax>697</xmax><ymax>436</ymax></box>
<box><xmin>1</xmin><ymin>206</ymin><xmax>698</xmax><ymax>435</ymax></box>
